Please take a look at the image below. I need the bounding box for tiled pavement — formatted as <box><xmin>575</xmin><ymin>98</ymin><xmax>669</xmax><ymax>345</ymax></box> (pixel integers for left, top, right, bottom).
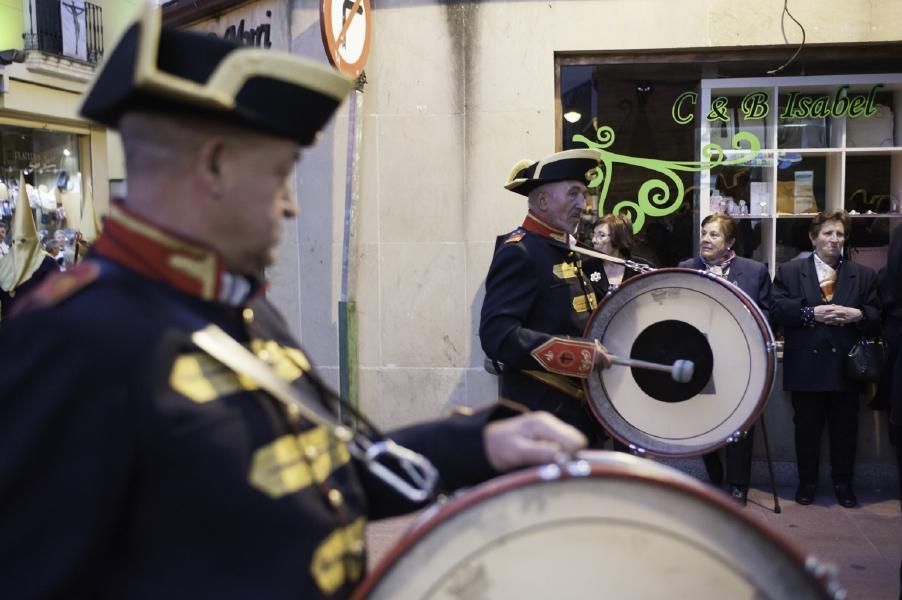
<box><xmin>740</xmin><ymin>485</ymin><xmax>901</xmax><ymax>600</ymax></box>
<box><xmin>365</xmin><ymin>483</ymin><xmax>901</xmax><ymax>599</ymax></box>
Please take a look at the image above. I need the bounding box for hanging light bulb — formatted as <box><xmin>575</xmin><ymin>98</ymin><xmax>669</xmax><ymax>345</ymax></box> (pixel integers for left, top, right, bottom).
<box><xmin>563</xmin><ymin>110</ymin><xmax>582</xmax><ymax>124</ymax></box>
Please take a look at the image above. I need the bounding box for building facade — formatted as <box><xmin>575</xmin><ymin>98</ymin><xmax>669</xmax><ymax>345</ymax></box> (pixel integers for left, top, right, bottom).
<box><xmin>9</xmin><ymin>0</ymin><xmax>897</xmax><ymax>481</ymax></box>
<box><xmin>0</xmin><ymin>0</ymin><xmax>146</xmax><ymax>250</ymax></box>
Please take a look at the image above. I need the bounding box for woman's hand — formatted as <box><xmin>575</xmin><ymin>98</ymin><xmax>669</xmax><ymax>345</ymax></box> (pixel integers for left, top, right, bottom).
<box><xmin>814</xmin><ymin>304</ymin><xmax>862</xmax><ymax>326</ymax></box>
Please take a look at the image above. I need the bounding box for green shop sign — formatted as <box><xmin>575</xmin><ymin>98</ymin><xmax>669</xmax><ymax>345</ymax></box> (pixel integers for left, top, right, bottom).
<box><xmin>576</xmin><ymin>84</ymin><xmax>885</xmax><ymax>232</ymax></box>
<box><xmin>672</xmin><ymin>84</ymin><xmax>884</xmax><ymax>125</ymax></box>
<box><xmin>575</xmin><ymin>128</ymin><xmax>761</xmax><ymax>233</ymax></box>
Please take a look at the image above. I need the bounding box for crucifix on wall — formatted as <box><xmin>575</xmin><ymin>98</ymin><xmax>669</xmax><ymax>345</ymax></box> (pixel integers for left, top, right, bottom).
<box><xmin>60</xmin><ymin>0</ymin><xmax>88</xmax><ymax>61</ymax></box>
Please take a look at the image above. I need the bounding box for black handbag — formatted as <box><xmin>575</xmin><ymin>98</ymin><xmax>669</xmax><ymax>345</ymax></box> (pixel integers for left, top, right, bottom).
<box><xmin>846</xmin><ymin>338</ymin><xmax>886</xmax><ymax>383</ymax></box>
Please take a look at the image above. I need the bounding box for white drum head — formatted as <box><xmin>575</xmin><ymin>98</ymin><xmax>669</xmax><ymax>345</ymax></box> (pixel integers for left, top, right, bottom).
<box><xmin>584</xmin><ymin>269</ymin><xmax>775</xmax><ymax>456</ymax></box>
<box><xmin>356</xmin><ymin>453</ymin><xmax>835</xmax><ymax>599</ymax></box>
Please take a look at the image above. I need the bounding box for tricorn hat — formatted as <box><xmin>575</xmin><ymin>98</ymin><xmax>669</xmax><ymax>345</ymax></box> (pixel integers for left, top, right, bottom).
<box><xmin>504</xmin><ymin>149</ymin><xmax>601</xmax><ymax>196</ymax></box>
<box><xmin>79</xmin><ymin>5</ymin><xmax>354</xmax><ymax>146</ymax></box>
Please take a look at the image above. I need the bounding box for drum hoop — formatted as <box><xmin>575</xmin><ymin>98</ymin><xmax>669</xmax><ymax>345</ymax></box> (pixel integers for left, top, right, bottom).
<box><xmin>582</xmin><ymin>268</ymin><xmax>777</xmax><ymax>457</ymax></box>
<box><xmin>352</xmin><ymin>456</ymin><xmax>827</xmax><ymax>599</ymax></box>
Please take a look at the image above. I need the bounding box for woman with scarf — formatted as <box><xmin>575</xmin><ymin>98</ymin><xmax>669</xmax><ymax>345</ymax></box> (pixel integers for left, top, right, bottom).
<box><xmin>772</xmin><ymin>210</ymin><xmax>880</xmax><ymax>508</ymax></box>
<box><xmin>680</xmin><ymin>213</ymin><xmax>773</xmax><ymax>505</ymax></box>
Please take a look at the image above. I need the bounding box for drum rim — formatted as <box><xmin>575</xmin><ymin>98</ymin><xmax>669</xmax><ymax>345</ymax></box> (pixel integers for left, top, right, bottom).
<box><xmin>582</xmin><ymin>267</ymin><xmax>777</xmax><ymax>457</ymax></box>
<box><xmin>352</xmin><ymin>454</ymin><xmax>828</xmax><ymax>599</ymax></box>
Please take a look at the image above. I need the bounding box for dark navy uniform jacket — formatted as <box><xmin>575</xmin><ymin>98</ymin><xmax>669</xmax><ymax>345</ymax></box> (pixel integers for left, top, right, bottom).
<box><xmin>479</xmin><ymin>213</ymin><xmax>603</xmax><ymax>442</ymax></box>
<box><xmin>0</xmin><ymin>203</ymin><xmax>497</xmax><ymax>599</ymax></box>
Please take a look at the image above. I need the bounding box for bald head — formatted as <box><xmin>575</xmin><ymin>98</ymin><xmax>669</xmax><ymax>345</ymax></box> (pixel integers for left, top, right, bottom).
<box><xmin>117</xmin><ymin>111</ymin><xmax>294</xmax><ymax>211</ymax></box>
<box><xmin>119</xmin><ymin>112</ymin><xmax>234</xmax><ymax>179</ymax></box>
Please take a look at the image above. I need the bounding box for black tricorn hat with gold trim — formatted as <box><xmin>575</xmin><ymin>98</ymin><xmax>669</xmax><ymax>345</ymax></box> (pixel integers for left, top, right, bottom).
<box><xmin>80</xmin><ymin>5</ymin><xmax>354</xmax><ymax>146</ymax></box>
<box><xmin>504</xmin><ymin>149</ymin><xmax>601</xmax><ymax>196</ymax></box>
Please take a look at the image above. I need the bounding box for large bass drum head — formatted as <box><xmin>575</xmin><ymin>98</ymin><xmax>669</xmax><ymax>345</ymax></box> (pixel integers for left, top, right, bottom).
<box><xmin>584</xmin><ymin>268</ymin><xmax>775</xmax><ymax>456</ymax></box>
<box><xmin>355</xmin><ymin>452</ymin><xmax>837</xmax><ymax>599</ymax></box>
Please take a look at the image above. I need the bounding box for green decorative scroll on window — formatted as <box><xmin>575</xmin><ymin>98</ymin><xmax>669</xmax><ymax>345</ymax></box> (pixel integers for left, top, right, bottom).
<box><xmin>573</xmin><ymin>125</ymin><xmax>762</xmax><ymax>233</ymax></box>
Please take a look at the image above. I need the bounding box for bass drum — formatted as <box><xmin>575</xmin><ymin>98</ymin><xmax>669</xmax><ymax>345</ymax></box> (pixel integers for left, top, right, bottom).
<box><xmin>354</xmin><ymin>452</ymin><xmax>840</xmax><ymax>599</ymax></box>
<box><xmin>584</xmin><ymin>268</ymin><xmax>776</xmax><ymax>456</ymax></box>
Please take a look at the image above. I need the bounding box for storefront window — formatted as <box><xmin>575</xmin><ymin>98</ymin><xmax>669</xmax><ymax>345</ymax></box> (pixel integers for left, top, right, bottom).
<box><xmin>0</xmin><ymin>124</ymin><xmax>84</xmax><ymax>264</ymax></box>
<box><xmin>560</xmin><ymin>50</ymin><xmax>902</xmax><ymax>272</ymax></box>
<box><xmin>699</xmin><ymin>75</ymin><xmax>902</xmax><ymax>274</ymax></box>
<box><xmin>560</xmin><ymin>63</ymin><xmax>700</xmax><ymax>266</ymax></box>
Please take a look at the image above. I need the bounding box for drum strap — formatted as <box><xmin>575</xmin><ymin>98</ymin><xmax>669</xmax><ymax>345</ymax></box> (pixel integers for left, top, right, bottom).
<box><xmin>191</xmin><ymin>324</ymin><xmax>440</xmax><ymax>503</ymax></box>
<box><xmin>524</xmin><ymin>370</ymin><xmax>585</xmax><ymax>400</ymax></box>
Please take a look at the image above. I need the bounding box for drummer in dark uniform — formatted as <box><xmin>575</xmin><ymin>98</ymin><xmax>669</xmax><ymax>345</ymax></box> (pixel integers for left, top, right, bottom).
<box><xmin>480</xmin><ymin>151</ymin><xmax>613</xmax><ymax>445</ymax></box>
<box><xmin>0</xmin><ymin>7</ymin><xmax>587</xmax><ymax>599</ymax></box>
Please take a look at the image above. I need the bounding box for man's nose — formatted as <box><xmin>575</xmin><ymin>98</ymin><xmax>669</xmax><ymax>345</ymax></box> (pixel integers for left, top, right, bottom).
<box><xmin>281</xmin><ymin>189</ymin><xmax>298</xmax><ymax>218</ymax></box>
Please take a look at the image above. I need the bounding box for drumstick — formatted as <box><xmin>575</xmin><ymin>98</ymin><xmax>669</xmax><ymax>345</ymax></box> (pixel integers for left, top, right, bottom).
<box><xmin>610</xmin><ymin>356</ymin><xmax>695</xmax><ymax>383</ymax></box>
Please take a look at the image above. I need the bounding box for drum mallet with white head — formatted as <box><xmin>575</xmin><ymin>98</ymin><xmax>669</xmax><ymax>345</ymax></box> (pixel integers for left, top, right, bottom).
<box><xmin>610</xmin><ymin>356</ymin><xmax>695</xmax><ymax>383</ymax></box>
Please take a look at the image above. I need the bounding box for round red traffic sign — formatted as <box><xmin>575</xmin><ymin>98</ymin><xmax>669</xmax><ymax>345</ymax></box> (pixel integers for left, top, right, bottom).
<box><xmin>320</xmin><ymin>0</ymin><xmax>372</xmax><ymax>78</ymax></box>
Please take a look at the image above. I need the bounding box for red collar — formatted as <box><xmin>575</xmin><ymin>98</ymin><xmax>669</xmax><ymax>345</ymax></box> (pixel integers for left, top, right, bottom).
<box><xmin>93</xmin><ymin>201</ymin><xmax>248</xmax><ymax>303</ymax></box>
<box><xmin>522</xmin><ymin>212</ymin><xmax>570</xmax><ymax>243</ymax></box>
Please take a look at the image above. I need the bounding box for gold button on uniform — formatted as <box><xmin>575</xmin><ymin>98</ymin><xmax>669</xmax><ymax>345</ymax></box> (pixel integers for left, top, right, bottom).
<box><xmin>242</xmin><ymin>308</ymin><xmax>254</xmax><ymax>323</ymax></box>
<box><xmin>327</xmin><ymin>489</ymin><xmax>343</xmax><ymax>508</ymax></box>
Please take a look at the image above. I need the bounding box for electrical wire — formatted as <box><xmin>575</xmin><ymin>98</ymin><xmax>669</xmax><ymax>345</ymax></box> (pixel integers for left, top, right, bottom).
<box><xmin>767</xmin><ymin>0</ymin><xmax>806</xmax><ymax>75</ymax></box>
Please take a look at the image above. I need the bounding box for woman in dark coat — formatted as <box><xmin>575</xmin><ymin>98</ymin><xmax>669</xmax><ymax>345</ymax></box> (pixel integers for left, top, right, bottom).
<box><xmin>679</xmin><ymin>213</ymin><xmax>772</xmax><ymax>505</ymax></box>
<box><xmin>771</xmin><ymin>210</ymin><xmax>881</xmax><ymax>508</ymax></box>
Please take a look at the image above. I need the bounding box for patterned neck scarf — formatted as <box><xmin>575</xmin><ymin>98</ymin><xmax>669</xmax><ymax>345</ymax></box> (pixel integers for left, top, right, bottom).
<box><xmin>814</xmin><ymin>253</ymin><xmax>839</xmax><ymax>301</ymax></box>
<box><xmin>702</xmin><ymin>249</ymin><xmax>736</xmax><ymax>279</ymax></box>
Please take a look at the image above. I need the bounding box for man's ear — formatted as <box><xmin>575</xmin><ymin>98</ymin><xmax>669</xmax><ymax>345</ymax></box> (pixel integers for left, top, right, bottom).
<box><xmin>197</xmin><ymin>138</ymin><xmax>227</xmax><ymax>198</ymax></box>
<box><xmin>534</xmin><ymin>190</ymin><xmax>548</xmax><ymax>212</ymax></box>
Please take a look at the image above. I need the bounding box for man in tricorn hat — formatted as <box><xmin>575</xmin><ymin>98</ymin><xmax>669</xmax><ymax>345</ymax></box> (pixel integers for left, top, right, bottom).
<box><xmin>480</xmin><ymin>150</ymin><xmax>613</xmax><ymax>446</ymax></box>
<box><xmin>0</xmin><ymin>7</ymin><xmax>586</xmax><ymax>598</ymax></box>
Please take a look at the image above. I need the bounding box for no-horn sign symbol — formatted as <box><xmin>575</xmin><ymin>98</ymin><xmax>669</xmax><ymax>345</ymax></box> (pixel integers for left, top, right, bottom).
<box><xmin>320</xmin><ymin>0</ymin><xmax>372</xmax><ymax>78</ymax></box>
